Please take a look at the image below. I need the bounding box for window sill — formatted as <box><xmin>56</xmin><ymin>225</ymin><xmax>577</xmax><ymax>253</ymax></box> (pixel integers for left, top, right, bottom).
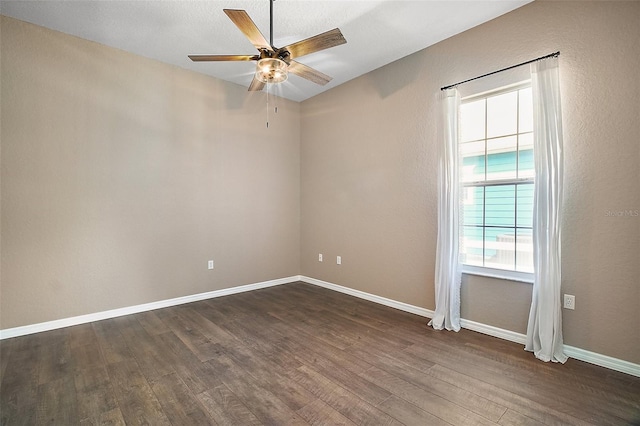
<box><xmin>462</xmin><ymin>264</ymin><xmax>534</xmax><ymax>284</ymax></box>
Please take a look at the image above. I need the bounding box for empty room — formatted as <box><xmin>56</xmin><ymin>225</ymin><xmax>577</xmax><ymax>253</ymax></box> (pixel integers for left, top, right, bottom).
<box><xmin>1</xmin><ymin>0</ymin><xmax>639</xmax><ymax>424</ymax></box>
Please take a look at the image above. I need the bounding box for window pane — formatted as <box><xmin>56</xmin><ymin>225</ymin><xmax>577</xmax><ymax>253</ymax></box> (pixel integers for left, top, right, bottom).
<box><xmin>518</xmin><ymin>133</ymin><xmax>534</xmax><ymax>178</ymax></box>
<box><xmin>462</xmin><ymin>186</ymin><xmax>484</xmax><ymax>226</ymax></box>
<box><xmin>461</xmin><ymin>226</ymin><xmax>483</xmax><ymax>267</ymax></box>
<box><xmin>484</xmin><ymin>227</ymin><xmax>516</xmax><ymax>270</ymax></box>
<box><xmin>461</xmin><ymin>99</ymin><xmax>485</xmax><ymax>142</ymax></box>
<box><xmin>486</xmin><ymin>136</ymin><xmax>517</xmax><ymax>181</ymax></box>
<box><xmin>487</xmin><ymin>91</ymin><xmax>517</xmax><ymax>138</ymax></box>
<box><xmin>519</xmin><ymin>87</ymin><xmax>533</xmax><ymax>133</ymax></box>
<box><xmin>516</xmin><ymin>183</ymin><xmax>534</xmax><ymax>228</ymax></box>
<box><xmin>516</xmin><ymin>228</ymin><xmax>533</xmax><ymax>272</ymax></box>
<box><xmin>459</xmin><ymin>84</ymin><xmax>534</xmax><ymax>274</ymax></box>
<box><xmin>461</xmin><ymin>140</ymin><xmax>485</xmax><ymax>182</ymax></box>
<box><xmin>485</xmin><ymin>185</ymin><xmax>515</xmax><ymax>227</ymax></box>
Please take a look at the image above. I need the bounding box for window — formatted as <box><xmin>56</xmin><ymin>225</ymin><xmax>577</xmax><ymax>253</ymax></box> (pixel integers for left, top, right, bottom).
<box><xmin>459</xmin><ymin>84</ymin><xmax>534</xmax><ymax>280</ymax></box>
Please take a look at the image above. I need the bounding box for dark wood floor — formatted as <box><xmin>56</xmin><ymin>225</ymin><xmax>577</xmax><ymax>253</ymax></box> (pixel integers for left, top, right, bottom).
<box><xmin>1</xmin><ymin>282</ymin><xmax>639</xmax><ymax>425</ymax></box>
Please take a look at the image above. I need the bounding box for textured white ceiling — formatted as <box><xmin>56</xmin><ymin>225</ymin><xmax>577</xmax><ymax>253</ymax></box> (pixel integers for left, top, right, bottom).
<box><xmin>1</xmin><ymin>0</ymin><xmax>531</xmax><ymax>102</ymax></box>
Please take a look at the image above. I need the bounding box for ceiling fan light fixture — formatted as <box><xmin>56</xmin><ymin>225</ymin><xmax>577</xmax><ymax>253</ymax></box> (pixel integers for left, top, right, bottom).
<box><xmin>256</xmin><ymin>58</ymin><xmax>288</xmax><ymax>84</ymax></box>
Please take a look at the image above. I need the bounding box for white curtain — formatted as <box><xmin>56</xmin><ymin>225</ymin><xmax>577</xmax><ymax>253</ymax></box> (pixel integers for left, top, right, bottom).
<box><xmin>429</xmin><ymin>89</ymin><xmax>461</xmax><ymax>332</ymax></box>
<box><xmin>525</xmin><ymin>57</ymin><xmax>567</xmax><ymax>363</ymax></box>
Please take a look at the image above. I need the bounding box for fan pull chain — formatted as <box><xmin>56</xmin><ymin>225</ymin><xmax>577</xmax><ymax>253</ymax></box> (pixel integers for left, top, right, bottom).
<box><xmin>266</xmin><ymin>83</ymin><xmax>279</xmax><ymax>128</ymax></box>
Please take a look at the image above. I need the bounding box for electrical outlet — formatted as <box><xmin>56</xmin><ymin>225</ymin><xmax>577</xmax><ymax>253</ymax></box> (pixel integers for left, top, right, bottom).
<box><xmin>208</xmin><ymin>260</ymin><xmax>214</xmax><ymax>270</ymax></box>
<box><xmin>337</xmin><ymin>256</ymin><xmax>342</xmax><ymax>265</ymax></box>
<box><xmin>563</xmin><ymin>294</ymin><xmax>575</xmax><ymax>310</ymax></box>
<box><xmin>318</xmin><ymin>253</ymin><xmax>323</xmax><ymax>262</ymax></box>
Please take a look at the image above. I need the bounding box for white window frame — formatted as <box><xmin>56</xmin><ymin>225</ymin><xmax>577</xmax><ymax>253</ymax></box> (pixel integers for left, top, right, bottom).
<box><xmin>460</xmin><ymin>82</ymin><xmax>534</xmax><ymax>284</ymax></box>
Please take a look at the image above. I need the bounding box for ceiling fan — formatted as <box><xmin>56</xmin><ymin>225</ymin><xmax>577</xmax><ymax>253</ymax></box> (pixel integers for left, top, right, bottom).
<box><xmin>188</xmin><ymin>0</ymin><xmax>346</xmax><ymax>92</ymax></box>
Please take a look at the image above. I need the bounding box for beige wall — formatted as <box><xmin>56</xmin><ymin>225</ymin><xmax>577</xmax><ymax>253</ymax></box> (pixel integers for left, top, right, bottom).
<box><xmin>0</xmin><ymin>16</ymin><xmax>301</xmax><ymax>329</ymax></box>
<box><xmin>301</xmin><ymin>1</ymin><xmax>640</xmax><ymax>364</ymax></box>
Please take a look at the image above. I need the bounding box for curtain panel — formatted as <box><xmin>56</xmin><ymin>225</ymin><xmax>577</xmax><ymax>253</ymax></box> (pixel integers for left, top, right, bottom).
<box><xmin>525</xmin><ymin>57</ymin><xmax>567</xmax><ymax>363</ymax></box>
<box><xmin>429</xmin><ymin>88</ymin><xmax>462</xmax><ymax>332</ymax></box>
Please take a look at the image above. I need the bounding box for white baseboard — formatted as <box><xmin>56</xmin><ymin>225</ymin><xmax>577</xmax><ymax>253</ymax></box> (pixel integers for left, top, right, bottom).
<box><xmin>459</xmin><ymin>318</ymin><xmax>527</xmax><ymax>345</ymax></box>
<box><xmin>563</xmin><ymin>345</ymin><xmax>640</xmax><ymax>378</ymax></box>
<box><xmin>299</xmin><ymin>276</ymin><xmax>640</xmax><ymax>378</ymax></box>
<box><xmin>2</xmin><ymin>275</ymin><xmax>638</xmax><ymax>378</ymax></box>
<box><xmin>301</xmin><ymin>276</ymin><xmax>435</xmax><ymax>318</ymax></box>
<box><xmin>0</xmin><ymin>276</ymin><xmax>298</xmax><ymax>340</ymax></box>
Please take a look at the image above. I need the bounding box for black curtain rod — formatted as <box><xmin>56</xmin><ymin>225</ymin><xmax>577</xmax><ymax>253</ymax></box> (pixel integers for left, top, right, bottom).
<box><xmin>440</xmin><ymin>51</ymin><xmax>560</xmax><ymax>91</ymax></box>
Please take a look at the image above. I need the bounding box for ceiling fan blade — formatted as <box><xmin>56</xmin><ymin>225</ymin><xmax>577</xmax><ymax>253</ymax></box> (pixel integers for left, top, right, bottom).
<box><xmin>248</xmin><ymin>76</ymin><xmax>266</xmax><ymax>92</ymax></box>
<box><xmin>224</xmin><ymin>9</ymin><xmax>271</xmax><ymax>51</ymax></box>
<box><xmin>288</xmin><ymin>61</ymin><xmax>332</xmax><ymax>86</ymax></box>
<box><xmin>281</xmin><ymin>28</ymin><xmax>346</xmax><ymax>59</ymax></box>
<box><xmin>188</xmin><ymin>54</ymin><xmax>258</xmax><ymax>62</ymax></box>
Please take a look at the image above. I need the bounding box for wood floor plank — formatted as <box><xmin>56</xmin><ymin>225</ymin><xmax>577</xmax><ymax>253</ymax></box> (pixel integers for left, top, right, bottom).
<box><xmin>406</xmin><ymin>338</ymin><xmax>543</xmax><ymax>393</ymax></box>
<box><xmin>79</xmin><ymin>407</ymin><xmax>126</xmax><ymax>425</ymax></box>
<box><xmin>220</xmin><ymin>375</ymin><xmax>309</xmax><ymax>425</ymax></box>
<box><xmin>105</xmin><ymin>359</ymin><xmax>172</xmax><ymax>425</ymax></box>
<box><xmin>279</xmin><ymin>284</ymin><xmax>427</xmax><ymax>349</ymax></box>
<box><xmin>0</xmin><ymin>337</ymin><xmax>14</xmax><ymax>385</ymax></box>
<box><xmin>35</xmin><ymin>375</ymin><xmax>79</xmax><ymax>425</ymax></box>
<box><xmin>161</xmin><ymin>311</ymin><xmax>222</xmax><ymax>362</ymax></box>
<box><xmin>196</xmin><ymin>385</ymin><xmax>261</xmax><ymax>426</ymax></box>
<box><xmin>184</xmin><ymin>300</ymin><xmax>232</xmax><ymax>326</ymax></box>
<box><xmin>67</xmin><ymin>323</ymin><xmax>98</xmax><ymax>349</ymax></box>
<box><xmin>460</xmin><ymin>337</ymin><xmax>640</xmax><ymax>419</ymax></box>
<box><xmin>313</xmin><ymin>307</ymin><xmax>415</xmax><ymax>350</ymax></box>
<box><xmin>150</xmin><ymin>372</ymin><xmax>214</xmax><ymax>425</ymax></box>
<box><xmin>207</xmin><ymin>353</ymin><xmax>309</xmax><ymax>425</ymax></box>
<box><xmin>406</xmin><ymin>340</ymin><xmax>633</xmax><ymax>425</ymax></box>
<box><xmin>377</xmin><ymin>395</ymin><xmax>451</xmax><ymax>426</ymax></box>
<box><xmin>134</xmin><ymin>310</ymin><xmax>170</xmax><ymax>336</ymax></box>
<box><xmin>203</xmin><ymin>296</ymin><xmax>252</xmax><ymax>324</ymax></box>
<box><xmin>320</xmin><ymin>302</ymin><xmax>396</xmax><ymax>333</ymax></box>
<box><xmin>2</xmin><ymin>282</ymin><xmax>639</xmax><ymax>425</ymax></box>
<box><xmin>152</xmin><ymin>331</ymin><xmax>224</xmax><ymax>394</ymax></box>
<box><xmin>427</xmin><ymin>363</ymin><xmax>590</xmax><ymax>426</ymax></box>
<box><xmin>266</xmin><ymin>308</ymin><xmax>352</xmax><ymax>350</ymax></box>
<box><xmin>0</xmin><ymin>338</ymin><xmax>40</xmax><ymax>425</ymax></box>
<box><xmin>217</xmin><ymin>319</ymin><xmax>303</xmax><ymax>371</ymax></box>
<box><xmin>92</xmin><ymin>320</ymin><xmax>134</xmax><ymax>365</ymax></box>
<box><xmin>346</xmin><ymin>343</ymin><xmax>508</xmax><ymax>422</ymax></box>
<box><xmin>409</xmin><ymin>335</ymin><xmax>535</xmax><ymax>384</ymax></box>
<box><xmin>296</xmin><ymin>398</ymin><xmax>358</xmax><ymax>426</ymax></box>
<box><xmin>111</xmin><ymin>316</ymin><xmax>175</xmax><ymax>385</ymax></box>
<box><xmin>266</xmin><ymin>305</ymin><xmax>327</xmax><ymax>330</ymax></box>
<box><xmin>215</xmin><ymin>319</ymin><xmax>300</xmax><ymax>368</ymax></box>
<box><xmin>71</xmin><ymin>341</ymin><xmax>104</xmax><ymax>372</ymax></box>
<box><xmin>74</xmin><ymin>364</ymin><xmax>119</xmax><ymax>423</ymax></box>
<box><xmin>174</xmin><ymin>306</ymin><xmax>236</xmax><ymax>344</ymax></box>
<box><xmin>291</xmin><ymin>364</ymin><xmax>404</xmax><ymax>425</ymax></box>
<box><xmin>281</xmin><ymin>338</ymin><xmax>392</xmax><ymax>406</ymax></box>
<box><xmin>37</xmin><ymin>338</ymin><xmax>73</xmax><ymax>385</ymax></box>
<box><xmin>274</xmin><ymin>284</ymin><xmax>415</xmax><ymax>348</ymax></box>
<box><xmin>221</xmin><ymin>340</ymin><xmax>317</xmax><ymax>411</ymax></box>
<box><xmin>498</xmin><ymin>409</ymin><xmax>547</xmax><ymax>426</ymax></box>
<box><xmin>361</xmin><ymin>365</ymin><xmax>497</xmax><ymax>426</ymax></box>
<box><xmin>260</xmin><ymin>314</ymin><xmax>374</xmax><ymax>375</ymax></box>
<box><xmin>31</xmin><ymin>327</ymin><xmax>70</xmax><ymax>349</ymax></box>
